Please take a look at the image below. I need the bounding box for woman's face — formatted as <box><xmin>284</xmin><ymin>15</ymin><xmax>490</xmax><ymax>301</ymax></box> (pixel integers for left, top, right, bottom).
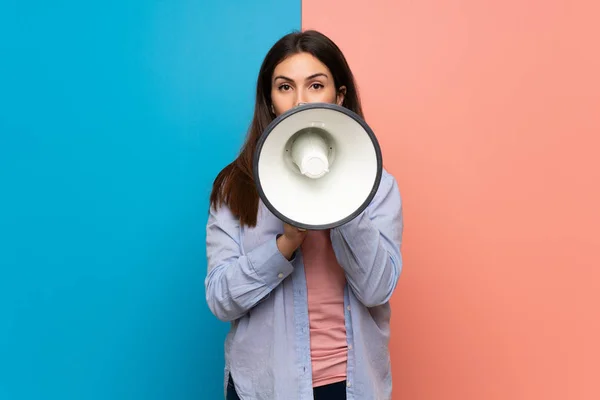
<box><xmin>270</xmin><ymin>52</ymin><xmax>345</xmax><ymax>116</ymax></box>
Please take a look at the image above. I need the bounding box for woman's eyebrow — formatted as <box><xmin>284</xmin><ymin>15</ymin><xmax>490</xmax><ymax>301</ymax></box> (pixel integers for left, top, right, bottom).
<box><xmin>305</xmin><ymin>73</ymin><xmax>328</xmax><ymax>80</ymax></box>
<box><xmin>273</xmin><ymin>75</ymin><xmax>293</xmax><ymax>82</ymax></box>
<box><xmin>273</xmin><ymin>72</ymin><xmax>329</xmax><ymax>82</ymax></box>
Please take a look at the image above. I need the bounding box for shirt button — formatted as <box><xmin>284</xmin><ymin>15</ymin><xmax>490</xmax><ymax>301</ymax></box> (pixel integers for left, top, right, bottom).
<box><xmin>278</xmin><ymin>273</ymin><xmax>284</xmax><ymax>278</ymax></box>
<box><xmin>347</xmin><ymin>382</ymin><xmax>351</xmax><ymax>387</ymax></box>
<box><xmin>347</xmin><ymin>305</ymin><xmax>351</xmax><ymax>311</ymax></box>
<box><xmin>348</xmin><ymin>344</ymin><xmax>353</xmax><ymax>349</ymax></box>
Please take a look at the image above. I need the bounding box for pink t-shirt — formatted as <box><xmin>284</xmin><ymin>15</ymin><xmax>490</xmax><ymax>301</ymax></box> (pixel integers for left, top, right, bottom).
<box><xmin>301</xmin><ymin>229</ymin><xmax>348</xmax><ymax>387</ymax></box>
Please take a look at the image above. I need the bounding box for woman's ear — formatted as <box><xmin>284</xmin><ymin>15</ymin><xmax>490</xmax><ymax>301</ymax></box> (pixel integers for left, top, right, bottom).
<box><xmin>336</xmin><ymin>86</ymin><xmax>347</xmax><ymax>106</ymax></box>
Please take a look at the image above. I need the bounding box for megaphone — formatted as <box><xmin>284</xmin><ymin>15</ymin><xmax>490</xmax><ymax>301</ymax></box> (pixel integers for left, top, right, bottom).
<box><xmin>253</xmin><ymin>102</ymin><xmax>382</xmax><ymax>230</ymax></box>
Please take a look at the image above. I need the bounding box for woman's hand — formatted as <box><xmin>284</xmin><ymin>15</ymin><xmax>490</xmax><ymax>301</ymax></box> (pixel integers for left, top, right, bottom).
<box><xmin>277</xmin><ymin>223</ymin><xmax>308</xmax><ymax>260</ymax></box>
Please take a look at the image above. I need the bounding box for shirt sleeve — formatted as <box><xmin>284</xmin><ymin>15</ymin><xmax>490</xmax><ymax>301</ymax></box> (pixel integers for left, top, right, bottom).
<box><xmin>330</xmin><ymin>171</ymin><xmax>404</xmax><ymax>307</ymax></box>
<box><xmin>204</xmin><ymin>203</ymin><xmax>294</xmax><ymax>321</ymax></box>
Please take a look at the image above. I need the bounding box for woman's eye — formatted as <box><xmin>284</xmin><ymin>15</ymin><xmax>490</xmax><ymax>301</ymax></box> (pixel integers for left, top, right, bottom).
<box><xmin>279</xmin><ymin>84</ymin><xmax>291</xmax><ymax>91</ymax></box>
<box><xmin>311</xmin><ymin>83</ymin><xmax>323</xmax><ymax>89</ymax></box>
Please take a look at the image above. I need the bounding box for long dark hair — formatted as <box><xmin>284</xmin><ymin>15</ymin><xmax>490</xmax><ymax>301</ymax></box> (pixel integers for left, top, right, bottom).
<box><xmin>209</xmin><ymin>30</ymin><xmax>364</xmax><ymax>227</ymax></box>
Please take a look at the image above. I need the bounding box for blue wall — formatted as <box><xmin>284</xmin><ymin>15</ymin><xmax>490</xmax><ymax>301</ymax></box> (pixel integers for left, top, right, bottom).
<box><xmin>0</xmin><ymin>1</ymin><xmax>300</xmax><ymax>398</ymax></box>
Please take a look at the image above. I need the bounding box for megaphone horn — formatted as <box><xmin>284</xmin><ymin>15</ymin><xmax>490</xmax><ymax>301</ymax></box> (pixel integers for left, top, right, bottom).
<box><xmin>253</xmin><ymin>102</ymin><xmax>383</xmax><ymax>230</ymax></box>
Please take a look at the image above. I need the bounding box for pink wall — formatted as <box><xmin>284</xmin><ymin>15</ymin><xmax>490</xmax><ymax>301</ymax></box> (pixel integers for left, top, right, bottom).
<box><xmin>303</xmin><ymin>1</ymin><xmax>600</xmax><ymax>398</ymax></box>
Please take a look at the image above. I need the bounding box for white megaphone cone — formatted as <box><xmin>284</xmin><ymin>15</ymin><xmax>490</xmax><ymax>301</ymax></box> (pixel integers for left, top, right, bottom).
<box><xmin>253</xmin><ymin>103</ymin><xmax>382</xmax><ymax>230</ymax></box>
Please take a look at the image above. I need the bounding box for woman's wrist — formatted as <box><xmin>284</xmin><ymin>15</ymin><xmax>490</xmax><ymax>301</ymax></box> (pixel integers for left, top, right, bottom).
<box><xmin>276</xmin><ymin>234</ymin><xmax>299</xmax><ymax>260</ymax></box>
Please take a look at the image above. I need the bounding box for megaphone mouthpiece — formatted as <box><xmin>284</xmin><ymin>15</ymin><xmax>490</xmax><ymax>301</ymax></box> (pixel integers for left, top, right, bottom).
<box><xmin>291</xmin><ymin>128</ymin><xmax>331</xmax><ymax>179</ymax></box>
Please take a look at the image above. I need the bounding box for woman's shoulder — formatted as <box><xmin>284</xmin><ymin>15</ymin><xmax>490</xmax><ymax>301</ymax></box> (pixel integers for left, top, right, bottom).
<box><xmin>378</xmin><ymin>168</ymin><xmax>401</xmax><ymax>195</ymax></box>
<box><xmin>208</xmin><ymin>201</ymin><xmax>240</xmax><ymax>228</ymax></box>
<box><xmin>380</xmin><ymin>168</ymin><xmax>395</xmax><ymax>182</ymax></box>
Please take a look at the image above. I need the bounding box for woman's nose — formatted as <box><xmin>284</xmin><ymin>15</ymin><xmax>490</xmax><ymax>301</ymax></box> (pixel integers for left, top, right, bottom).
<box><xmin>295</xmin><ymin>92</ymin><xmax>307</xmax><ymax>107</ymax></box>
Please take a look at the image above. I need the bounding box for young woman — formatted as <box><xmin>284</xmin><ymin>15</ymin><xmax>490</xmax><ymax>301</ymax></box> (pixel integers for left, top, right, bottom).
<box><xmin>205</xmin><ymin>30</ymin><xmax>403</xmax><ymax>400</ymax></box>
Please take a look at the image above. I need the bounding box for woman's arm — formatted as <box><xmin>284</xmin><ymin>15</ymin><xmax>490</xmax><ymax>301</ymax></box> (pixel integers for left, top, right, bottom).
<box><xmin>330</xmin><ymin>171</ymin><xmax>404</xmax><ymax>307</ymax></box>
<box><xmin>205</xmin><ymin>204</ymin><xmax>295</xmax><ymax>322</ymax></box>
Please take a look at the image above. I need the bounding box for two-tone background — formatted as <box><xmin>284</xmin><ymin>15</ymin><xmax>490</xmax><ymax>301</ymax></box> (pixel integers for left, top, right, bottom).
<box><xmin>1</xmin><ymin>1</ymin><xmax>598</xmax><ymax>399</ymax></box>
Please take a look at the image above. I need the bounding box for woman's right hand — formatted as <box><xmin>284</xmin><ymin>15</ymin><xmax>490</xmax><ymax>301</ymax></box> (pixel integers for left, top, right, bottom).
<box><xmin>277</xmin><ymin>223</ymin><xmax>308</xmax><ymax>260</ymax></box>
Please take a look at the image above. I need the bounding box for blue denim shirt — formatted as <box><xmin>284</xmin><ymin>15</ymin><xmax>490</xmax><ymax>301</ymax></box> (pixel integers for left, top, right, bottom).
<box><xmin>205</xmin><ymin>168</ymin><xmax>403</xmax><ymax>400</ymax></box>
